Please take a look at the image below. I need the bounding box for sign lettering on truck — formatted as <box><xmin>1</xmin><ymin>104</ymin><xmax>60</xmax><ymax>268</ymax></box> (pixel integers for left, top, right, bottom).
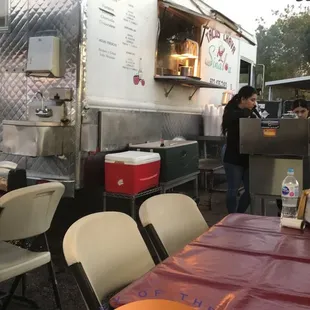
<box><xmin>201</xmin><ymin>28</ymin><xmax>239</xmax><ymax>92</ymax></box>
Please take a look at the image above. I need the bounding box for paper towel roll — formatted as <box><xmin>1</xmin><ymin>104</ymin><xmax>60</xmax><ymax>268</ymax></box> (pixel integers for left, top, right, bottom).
<box><xmin>280</xmin><ymin>218</ymin><xmax>306</xmax><ymax>230</ymax></box>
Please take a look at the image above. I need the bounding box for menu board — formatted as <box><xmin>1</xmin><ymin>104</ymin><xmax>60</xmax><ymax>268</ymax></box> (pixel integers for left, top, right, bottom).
<box><xmin>97</xmin><ymin>1</ymin><xmax>138</xmax><ymax>71</ymax></box>
<box><xmin>86</xmin><ymin>0</ymin><xmax>158</xmax><ymax>107</ymax></box>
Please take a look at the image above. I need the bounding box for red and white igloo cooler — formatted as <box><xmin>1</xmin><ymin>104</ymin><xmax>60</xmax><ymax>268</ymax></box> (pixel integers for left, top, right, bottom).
<box><xmin>105</xmin><ymin>151</ymin><xmax>161</xmax><ymax>194</ymax></box>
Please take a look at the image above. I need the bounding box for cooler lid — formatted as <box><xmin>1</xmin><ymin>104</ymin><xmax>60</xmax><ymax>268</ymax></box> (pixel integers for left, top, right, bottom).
<box><xmin>105</xmin><ymin>151</ymin><xmax>160</xmax><ymax>165</ymax></box>
<box><xmin>130</xmin><ymin>140</ymin><xmax>197</xmax><ymax>149</ymax></box>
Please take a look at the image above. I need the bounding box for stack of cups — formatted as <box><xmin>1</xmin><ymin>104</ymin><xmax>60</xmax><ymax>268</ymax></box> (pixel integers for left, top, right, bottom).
<box><xmin>217</xmin><ymin>105</ymin><xmax>225</xmax><ymax>136</ymax></box>
<box><xmin>203</xmin><ymin>104</ymin><xmax>225</xmax><ymax>136</ymax></box>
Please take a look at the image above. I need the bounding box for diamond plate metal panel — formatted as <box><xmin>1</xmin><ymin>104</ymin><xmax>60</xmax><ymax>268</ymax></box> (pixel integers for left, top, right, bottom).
<box><xmin>76</xmin><ymin>0</ymin><xmax>88</xmax><ymax>188</ymax></box>
<box><xmin>162</xmin><ymin>112</ymin><xmax>202</xmax><ymax>139</ymax></box>
<box><xmin>99</xmin><ymin>110</ymin><xmax>201</xmax><ymax>151</ymax></box>
<box><xmin>99</xmin><ymin>111</ymin><xmax>162</xmax><ymax>151</ymax></box>
<box><xmin>0</xmin><ymin>0</ymin><xmax>80</xmax><ymax>183</ymax></box>
<box><xmin>0</xmin><ymin>0</ymin><xmax>28</xmax><ymax>70</ymax></box>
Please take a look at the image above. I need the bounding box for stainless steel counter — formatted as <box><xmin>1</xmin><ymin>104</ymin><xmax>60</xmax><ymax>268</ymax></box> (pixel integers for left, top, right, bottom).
<box><xmin>240</xmin><ymin>118</ymin><xmax>310</xmax><ymax>215</ymax></box>
<box><xmin>2</xmin><ymin>120</ymin><xmax>73</xmax><ymax>156</ymax></box>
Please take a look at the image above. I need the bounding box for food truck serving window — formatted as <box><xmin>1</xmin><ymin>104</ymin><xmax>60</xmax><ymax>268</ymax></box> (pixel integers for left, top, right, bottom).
<box><xmin>0</xmin><ymin>0</ymin><xmax>9</xmax><ymax>30</ymax></box>
<box><xmin>156</xmin><ymin>2</ymin><xmax>205</xmax><ymax>78</ymax></box>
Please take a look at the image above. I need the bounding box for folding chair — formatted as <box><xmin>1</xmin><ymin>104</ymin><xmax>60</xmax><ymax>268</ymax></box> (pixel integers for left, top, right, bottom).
<box><xmin>139</xmin><ymin>193</ymin><xmax>209</xmax><ymax>261</ymax></box>
<box><xmin>63</xmin><ymin>211</ymin><xmax>155</xmax><ymax>310</ymax></box>
<box><xmin>0</xmin><ymin>182</ymin><xmax>65</xmax><ymax>309</ymax></box>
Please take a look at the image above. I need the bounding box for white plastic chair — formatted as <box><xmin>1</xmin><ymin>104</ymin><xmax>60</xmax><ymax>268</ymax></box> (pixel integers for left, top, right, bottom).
<box><xmin>0</xmin><ymin>182</ymin><xmax>65</xmax><ymax>310</ymax></box>
<box><xmin>63</xmin><ymin>211</ymin><xmax>155</xmax><ymax>310</ymax></box>
<box><xmin>139</xmin><ymin>193</ymin><xmax>209</xmax><ymax>260</ymax></box>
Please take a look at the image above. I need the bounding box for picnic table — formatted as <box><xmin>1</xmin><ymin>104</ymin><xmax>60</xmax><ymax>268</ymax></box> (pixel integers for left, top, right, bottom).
<box><xmin>110</xmin><ymin>214</ymin><xmax>310</xmax><ymax>310</ymax></box>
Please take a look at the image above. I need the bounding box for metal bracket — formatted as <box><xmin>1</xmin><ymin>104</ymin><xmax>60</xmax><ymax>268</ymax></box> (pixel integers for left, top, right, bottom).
<box><xmin>189</xmin><ymin>0</ymin><xmax>205</xmax><ymax>15</ymax></box>
<box><xmin>189</xmin><ymin>88</ymin><xmax>199</xmax><ymax>100</ymax></box>
<box><xmin>164</xmin><ymin>85</ymin><xmax>175</xmax><ymax>97</ymax></box>
<box><xmin>164</xmin><ymin>84</ymin><xmax>199</xmax><ymax>101</ymax></box>
<box><xmin>200</xmin><ymin>27</ymin><xmax>206</xmax><ymax>47</ymax></box>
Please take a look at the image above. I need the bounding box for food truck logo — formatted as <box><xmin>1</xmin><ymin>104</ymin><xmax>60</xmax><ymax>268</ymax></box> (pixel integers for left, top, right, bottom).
<box><xmin>205</xmin><ymin>29</ymin><xmax>236</xmax><ymax>74</ymax></box>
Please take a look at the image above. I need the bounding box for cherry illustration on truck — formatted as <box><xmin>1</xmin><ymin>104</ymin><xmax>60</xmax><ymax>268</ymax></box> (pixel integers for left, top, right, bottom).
<box><xmin>133</xmin><ymin>57</ymin><xmax>145</xmax><ymax>86</ymax></box>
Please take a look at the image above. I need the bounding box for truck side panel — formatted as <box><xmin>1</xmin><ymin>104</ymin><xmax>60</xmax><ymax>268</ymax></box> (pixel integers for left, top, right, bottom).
<box><xmin>0</xmin><ymin>0</ymin><xmax>79</xmax><ymax>194</ymax></box>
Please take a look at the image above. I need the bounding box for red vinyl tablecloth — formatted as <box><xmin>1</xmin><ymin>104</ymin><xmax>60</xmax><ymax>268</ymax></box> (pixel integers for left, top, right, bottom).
<box><xmin>110</xmin><ymin>214</ymin><xmax>310</xmax><ymax>310</ymax></box>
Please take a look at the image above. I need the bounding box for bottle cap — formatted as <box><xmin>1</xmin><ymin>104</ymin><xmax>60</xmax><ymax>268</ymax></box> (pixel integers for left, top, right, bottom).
<box><xmin>288</xmin><ymin>168</ymin><xmax>294</xmax><ymax>175</ymax></box>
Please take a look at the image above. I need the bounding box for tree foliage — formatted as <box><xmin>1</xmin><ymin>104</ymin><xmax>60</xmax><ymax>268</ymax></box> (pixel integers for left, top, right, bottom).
<box><xmin>256</xmin><ymin>5</ymin><xmax>310</xmax><ymax>82</ymax></box>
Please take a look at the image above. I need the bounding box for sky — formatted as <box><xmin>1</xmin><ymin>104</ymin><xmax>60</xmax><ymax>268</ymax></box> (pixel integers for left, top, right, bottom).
<box><xmin>206</xmin><ymin>0</ymin><xmax>309</xmax><ymax>34</ymax></box>
<box><xmin>0</xmin><ymin>1</ymin><xmax>307</xmax><ymax>31</ymax></box>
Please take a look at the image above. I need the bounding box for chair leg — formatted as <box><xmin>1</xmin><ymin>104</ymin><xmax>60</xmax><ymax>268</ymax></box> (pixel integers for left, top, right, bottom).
<box><xmin>21</xmin><ymin>274</ymin><xmax>27</xmax><ymax>297</ymax></box>
<box><xmin>0</xmin><ymin>276</ymin><xmax>39</xmax><ymax>309</ymax></box>
<box><xmin>203</xmin><ymin>172</ymin><xmax>206</xmax><ymax>189</ymax></box>
<box><xmin>1</xmin><ymin>275</ymin><xmax>22</xmax><ymax>310</ymax></box>
<box><xmin>0</xmin><ymin>290</ymin><xmax>6</xmax><ymax>299</ymax></box>
<box><xmin>47</xmin><ymin>261</ymin><xmax>63</xmax><ymax>310</ymax></box>
<box><xmin>6</xmin><ymin>294</ymin><xmax>39</xmax><ymax>309</ymax></box>
<box><xmin>44</xmin><ymin>234</ymin><xmax>63</xmax><ymax>310</ymax></box>
<box><xmin>207</xmin><ymin>172</ymin><xmax>214</xmax><ymax>211</ymax></box>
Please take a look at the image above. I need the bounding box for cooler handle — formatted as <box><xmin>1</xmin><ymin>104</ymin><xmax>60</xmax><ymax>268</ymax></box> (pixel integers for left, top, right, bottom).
<box><xmin>181</xmin><ymin>150</ymin><xmax>187</xmax><ymax>158</ymax></box>
<box><xmin>140</xmin><ymin>174</ymin><xmax>158</xmax><ymax>181</ymax></box>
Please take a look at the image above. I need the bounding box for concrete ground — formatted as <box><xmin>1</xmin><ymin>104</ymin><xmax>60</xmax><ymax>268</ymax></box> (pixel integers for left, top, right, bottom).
<box><xmin>0</xmin><ymin>186</ymin><xmax>280</xmax><ymax>310</ymax></box>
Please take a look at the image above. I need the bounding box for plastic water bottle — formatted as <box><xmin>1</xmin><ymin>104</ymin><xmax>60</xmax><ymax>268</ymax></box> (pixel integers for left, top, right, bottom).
<box><xmin>281</xmin><ymin>168</ymin><xmax>299</xmax><ymax>219</ymax></box>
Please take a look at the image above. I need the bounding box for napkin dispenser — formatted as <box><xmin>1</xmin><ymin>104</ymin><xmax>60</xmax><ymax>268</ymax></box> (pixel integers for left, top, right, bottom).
<box><xmin>280</xmin><ymin>190</ymin><xmax>310</xmax><ymax>230</ymax></box>
<box><xmin>304</xmin><ymin>194</ymin><xmax>310</xmax><ymax>223</ymax></box>
<box><xmin>295</xmin><ymin>190</ymin><xmax>310</xmax><ymax>224</ymax></box>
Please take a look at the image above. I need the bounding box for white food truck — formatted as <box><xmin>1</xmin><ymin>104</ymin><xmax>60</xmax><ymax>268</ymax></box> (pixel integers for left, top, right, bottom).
<box><xmin>0</xmin><ymin>0</ymin><xmax>257</xmax><ymax>196</ymax></box>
